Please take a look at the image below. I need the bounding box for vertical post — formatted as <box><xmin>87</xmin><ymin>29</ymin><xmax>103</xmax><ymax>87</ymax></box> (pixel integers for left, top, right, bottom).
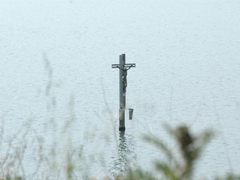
<box><xmin>112</xmin><ymin>54</ymin><xmax>136</xmax><ymax>131</ymax></box>
<box><xmin>119</xmin><ymin>54</ymin><xmax>125</xmax><ymax>131</ymax></box>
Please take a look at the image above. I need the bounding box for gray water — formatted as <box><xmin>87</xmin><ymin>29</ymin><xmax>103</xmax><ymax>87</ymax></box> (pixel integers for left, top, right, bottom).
<box><xmin>1</xmin><ymin>0</ymin><xmax>240</xmax><ymax>179</ymax></box>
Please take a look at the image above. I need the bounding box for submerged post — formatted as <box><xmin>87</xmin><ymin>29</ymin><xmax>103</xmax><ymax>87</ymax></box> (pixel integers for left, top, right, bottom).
<box><xmin>112</xmin><ymin>54</ymin><xmax>136</xmax><ymax>131</ymax></box>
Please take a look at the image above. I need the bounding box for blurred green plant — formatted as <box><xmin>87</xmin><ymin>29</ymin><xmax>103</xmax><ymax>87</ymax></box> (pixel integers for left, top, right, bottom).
<box><xmin>117</xmin><ymin>125</ymin><xmax>240</xmax><ymax>180</ymax></box>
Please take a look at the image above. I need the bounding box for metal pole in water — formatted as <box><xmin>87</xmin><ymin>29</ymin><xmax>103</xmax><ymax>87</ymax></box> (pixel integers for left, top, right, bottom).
<box><xmin>112</xmin><ymin>54</ymin><xmax>136</xmax><ymax>131</ymax></box>
<box><xmin>119</xmin><ymin>54</ymin><xmax>125</xmax><ymax>131</ymax></box>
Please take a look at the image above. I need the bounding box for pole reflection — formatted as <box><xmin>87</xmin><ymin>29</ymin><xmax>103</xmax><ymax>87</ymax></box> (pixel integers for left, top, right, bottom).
<box><xmin>109</xmin><ymin>132</ymin><xmax>135</xmax><ymax>177</ymax></box>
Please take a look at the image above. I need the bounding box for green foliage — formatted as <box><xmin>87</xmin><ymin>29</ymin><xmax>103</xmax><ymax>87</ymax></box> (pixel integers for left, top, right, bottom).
<box><xmin>117</xmin><ymin>124</ymin><xmax>240</xmax><ymax>180</ymax></box>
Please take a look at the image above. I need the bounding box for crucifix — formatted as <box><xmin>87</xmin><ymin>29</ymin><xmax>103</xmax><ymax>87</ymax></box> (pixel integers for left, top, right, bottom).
<box><xmin>112</xmin><ymin>54</ymin><xmax>136</xmax><ymax>131</ymax></box>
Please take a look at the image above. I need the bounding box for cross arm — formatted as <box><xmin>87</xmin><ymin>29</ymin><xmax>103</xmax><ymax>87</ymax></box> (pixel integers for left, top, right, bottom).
<box><xmin>112</xmin><ymin>64</ymin><xmax>120</xmax><ymax>68</ymax></box>
<box><xmin>112</xmin><ymin>63</ymin><xmax>136</xmax><ymax>70</ymax></box>
<box><xmin>125</xmin><ymin>63</ymin><xmax>136</xmax><ymax>68</ymax></box>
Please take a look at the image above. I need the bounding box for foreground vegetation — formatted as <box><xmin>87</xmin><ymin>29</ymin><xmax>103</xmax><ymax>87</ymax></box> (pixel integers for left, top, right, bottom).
<box><xmin>0</xmin><ymin>121</ymin><xmax>239</xmax><ymax>180</ymax></box>
<box><xmin>115</xmin><ymin>125</ymin><xmax>240</xmax><ymax>180</ymax></box>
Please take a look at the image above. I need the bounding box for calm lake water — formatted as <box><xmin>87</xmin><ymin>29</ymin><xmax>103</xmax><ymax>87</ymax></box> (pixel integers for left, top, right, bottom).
<box><xmin>1</xmin><ymin>0</ymin><xmax>240</xmax><ymax>179</ymax></box>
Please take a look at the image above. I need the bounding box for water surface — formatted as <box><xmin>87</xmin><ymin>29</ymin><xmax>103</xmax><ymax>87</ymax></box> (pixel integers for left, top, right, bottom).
<box><xmin>1</xmin><ymin>0</ymin><xmax>240</xmax><ymax>179</ymax></box>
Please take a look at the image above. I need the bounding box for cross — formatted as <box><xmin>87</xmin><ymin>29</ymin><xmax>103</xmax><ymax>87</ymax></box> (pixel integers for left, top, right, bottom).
<box><xmin>112</xmin><ymin>54</ymin><xmax>136</xmax><ymax>131</ymax></box>
<box><xmin>112</xmin><ymin>54</ymin><xmax>136</xmax><ymax>92</ymax></box>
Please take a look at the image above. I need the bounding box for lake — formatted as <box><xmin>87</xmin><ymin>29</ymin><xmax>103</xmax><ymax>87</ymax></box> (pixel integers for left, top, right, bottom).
<box><xmin>1</xmin><ymin>0</ymin><xmax>240</xmax><ymax>179</ymax></box>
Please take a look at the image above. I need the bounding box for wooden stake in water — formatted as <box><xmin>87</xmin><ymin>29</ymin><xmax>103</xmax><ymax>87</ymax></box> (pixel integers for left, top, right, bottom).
<box><xmin>112</xmin><ymin>54</ymin><xmax>136</xmax><ymax>131</ymax></box>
